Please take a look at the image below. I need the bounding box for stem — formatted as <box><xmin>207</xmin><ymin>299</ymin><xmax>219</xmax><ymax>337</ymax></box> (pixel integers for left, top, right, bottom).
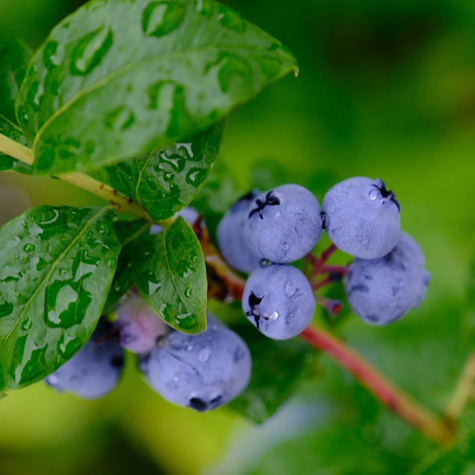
<box><xmin>198</xmin><ymin>231</ymin><xmax>456</xmax><ymax>445</ymax></box>
<box><xmin>314</xmin><ymin>295</ymin><xmax>342</xmax><ymax>315</ymax></box>
<box><xmin>306</xmin><ymin>244</ymin><xmax>338</xmax><ymax>279</ymax></box>
<box><xmin>194</xmin><ymin>221</ymin><xmax>245</xmax><ymax>300</ymax></box>
<box><xmin>322</xmin><ymin>265</ymin><xmax>349</xmax><ymax>276</ymax></box>
<box><xmin>0</xmin><ymin>132</ymin><xmax>34</xmax><ymax>165</ymax></box>
<box><xmin>312</xmin><ymin>276</ymin><xmax>334</xmax><ymax>290</ymax></box>
<box><xmin>300</xmin><ymin>327</ymin><xmax>456</xmax><ymax>445</ymax></box>
<box><xmin>446</xmin><ymin>352</ymin><xmax>475</xmax><ymax>421</ymax></box>
<box><xmin>58</xmin><ymin>172</ymin><xmax>152</xmax><ymax>221</ymax></box>
<box><xmin>0</xmin><ymin>132</ymin><xmax>156</xmax><ymax>222</ymax></box>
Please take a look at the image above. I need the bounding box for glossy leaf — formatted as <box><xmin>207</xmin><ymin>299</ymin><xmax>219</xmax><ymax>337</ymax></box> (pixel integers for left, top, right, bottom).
<box><xmin>134</xmin><ymin>217</ymin><xmax>206</xmax><ymax>333</ymax></box>
<box><xmin>413</xmin><ymin>430</ymin><xmax>475</xmax><ymax>474</ymax></box>
<box><xmin>229</xmin><ymin>323</ymin><xmax>316</xmax><ymax>423</ymax></box>
<box><xmin>17</xmin><ymin>0</ymin><xmax>298</xmax><ymax>175</ymax></box>
<box><xmin>0</xmin><ymin>37</ymin><xmax>31</xmax><ymax>124</ymax></box>
<box><xmin>104</xmin><ymin>219</ymin><xmax>150</xmax><ymax>311</ymax></box>
<box><xmin>0</xmin><ymin>37</ymin><xmax>33</xmax><ymax>174</ymax></box>
<box><xmin>0</xmin><ymin>206</ymin><xmax>120</xmax><ymax>391</ymax></box>
<box><xmin>102</xmin><ymin>122</ymin><xmax>223</xmax><ymax>220</ymax></box>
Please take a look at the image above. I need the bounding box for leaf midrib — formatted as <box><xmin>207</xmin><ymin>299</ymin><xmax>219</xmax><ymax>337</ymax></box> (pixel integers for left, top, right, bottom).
<box><xmin>162</xmin><ymin>221</ymin><xmax>190</xmax><ymax>318</ymax></box>
<box><xmin>0</xmin><ymin>112</ymin><xmax>24</xmax><ymax>134</ymax></box>
<box><xmin>0</xmin><ymin>207</ymin><xmax>110</xmax><ymax>365</ymax></box>
<box><xmin>135</xmin><ymin>150</ymin><xmax>155</xmax><ymax>203</ymax></box>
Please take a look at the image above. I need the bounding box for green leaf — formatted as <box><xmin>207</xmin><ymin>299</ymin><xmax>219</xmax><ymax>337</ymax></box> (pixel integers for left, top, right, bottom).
<box><xmin>133</xmin><ymin>216</ymin><xmax>206</xmax><ymax>334</ymax></box>
<box><xmin>413</xmin><ymin>430</ymin><xmax>475</xmax><ymax>475</ymax></box>
<box><xmin>17</xmin><ymin>0</ymin><xmax>298</xmax><ymax>175</ymax></box>
<box><xmin>229</xmin><ymin>323</ymin><xmax>316</xmax><ymax>423</ymax></box>
<box><xmin>101</xmin><ymin>122</ymin><xmax>223</xmax><ymax>220</ymax></box>
<box><xmin>0</xmin><ymin>37</ymin><xmax>31</xmax><ymax>125</ymax></box>
<box><xmin>0</xmin><ymin>206</ymin><xmax>120</xmax><ymax>391</ymax></box>
<box><xmin>0</xmin><ymin>37</ymin><xmax>33</xmax><ymax>174</ymax></box>
<box><xmin>104</xmin><ymin>219</ymin><xmax>150</xmax><ymax>311</ymax></box>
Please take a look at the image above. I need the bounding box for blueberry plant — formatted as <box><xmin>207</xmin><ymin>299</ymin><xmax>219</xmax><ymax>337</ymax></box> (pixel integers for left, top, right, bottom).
<box><xmin>0</xmin><ymin>0</ymin><xmax>474</xmax><ymax>467</ymax></box>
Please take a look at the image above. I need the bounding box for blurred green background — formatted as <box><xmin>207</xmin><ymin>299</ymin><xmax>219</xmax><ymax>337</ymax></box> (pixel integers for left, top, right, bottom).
<box><xmin>1</xmin><ymin>0</ymin><xmax>475</xmax><ymax>473</ymax></box>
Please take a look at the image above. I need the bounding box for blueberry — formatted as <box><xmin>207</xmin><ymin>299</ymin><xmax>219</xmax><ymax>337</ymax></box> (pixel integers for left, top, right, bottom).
<box><xmin>322</xmin><ymin>177</ymin><xmax>401</xmax><ymax>259</ymax></box>
<box><xmin>242</xmin><ymin>264</ymin><xmax>316</xmax><ymax>340</ymax></box>
<box><xmin>114</xmin><ymin>298</ymin><xmax>167</xmax><ymax>354</ymax></box>
<box><xmin>217</xmin><ymin>191</ymin><xmax>262</xmax><ymax>272</ymax></box>
<box><xmin>45</xmin><ymin>320</ymin><xmax>124</xmax><ymax>399</ymax></box>
<box><xmin>245</xmin><ymin>184</ymin><xmax>322</xmax><ymax>264</ymax></box>
<box><xmin>345</xmin><ymin>232</ymin><xmax>430</xmax><ymax>325</ymax></box>
<box><xmin>141</xmin><ymin>316</ymin><xmax>251</xmax><ymax>411</ymax></box>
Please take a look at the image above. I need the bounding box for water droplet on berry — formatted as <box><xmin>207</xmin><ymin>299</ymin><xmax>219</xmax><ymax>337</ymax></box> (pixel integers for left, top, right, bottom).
<box><xmin>198</xmin><ymin>348</ymin><xmax>210</xmax><ymax>362</ymax></box>
<box><xmin>368</xmin><ymin>188</ymin><xmax>379</xmax><ymax>201</ymax></box>
<box><xmin>266</xmin><ymin>311</ymin><xmax>279</xmax><ymax>322</ymax></box>
<box><xmin>284</xmin><ymin>282</ymin><xmax>296</xmax><ymax>296</ymax></box>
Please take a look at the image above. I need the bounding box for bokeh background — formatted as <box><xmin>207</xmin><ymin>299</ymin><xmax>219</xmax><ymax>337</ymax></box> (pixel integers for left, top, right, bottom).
<box><xmin>1</xmin><ymin>0</ymin><xmax>475</xmax><ymax>473</ymax></box>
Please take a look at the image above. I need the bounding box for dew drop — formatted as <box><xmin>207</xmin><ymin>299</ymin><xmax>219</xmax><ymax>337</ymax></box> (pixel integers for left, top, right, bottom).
<box><xmin>104</xmin><ymin>106</ymin><xmax>135</xmax><ymax>131</ymax></box>
<box><xmin>0</xmin><ymin>302</ymin><xmax>14</xmax><ymax>318</ymax></box>
<box><xmin>43</xmin><ymin>40</ymin><xmax>62</xmax><ymax>70</ymax></box>
<box><xmin>284</xmin><ymin>281</ymin><xmax>296</xmax><ymax>296</ymax></box>
<box><xmin>148</xmin><ymin>281</ymin><xmax>162</xmax><ymax>295</ymax></box>
<box><xmin>21</xmin><ymin>319</ymin><xmax>32</xmax><ymax>331</ymax></box>
<box><xmin>176</xmin><ymin>142</ymin><xmax>193</xmax><ymax>158</ymax></box>
<box><xmin>195</xmin><ymin>0</ymin><xmax>212</xmax><ymax>15</ymax></box>
<box><xmin>369</xmin><ymin>188</ymin><xmax>380</xmax><ymax>201</ymax></box>
<box><xmin>265</xmin><ymin>311</ymin><xmax>279</xmax><ymax>322</ymax></box>
<box><xmin>206</xmin><ymin>52</ymin><xmax>251</xmax><ymax>93</ymax></box>
<box><xmin>142</xmin><ymin>1</ymin><xmax>186</xmax><ymax>38</ymax></box>
<box><xmin>40</xmin><ymin>209</ymin><xmax>59</xmax><ymax>226</ymax></box>
<box><xmin>106</xmin><ymin>258</ymin><xmax>117</xmax><ymax>268</ymax></box>
<box><xmin>198</xmin><ymin>348</ymin><xmax>210</xmax><ymax>362</ymax></box>
<box><xmin>70</xmin><ymin>26</ymin><xmax>113</xmax><ymax>76</ymax></box>
<box><xmin>23</xmin><ymin>243</ymin><xmax>35</xmax><ymax>253</ymax></box>
<box><xmin>217</xmin><ymin>5</ymin><xmax>245</xmax><ymax>33</ymax></box>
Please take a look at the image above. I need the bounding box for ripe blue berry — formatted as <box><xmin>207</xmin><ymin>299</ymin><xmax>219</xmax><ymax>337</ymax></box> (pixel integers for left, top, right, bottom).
<box><xmin>114</xmin><ymin>298</ymin><xmax>167</xmax><ymax>354</ymax></box>
<box><xmin>141</xmin><ymin>316</ymin><xmax>251</xmax><ymax>411</ymax></box>
<box><xmin>242</xmin><ymin>264</ymin><xmax>315</xmax><ymax>340</ymax></box>
<box><xmin>245</xmin><ymin>184</ymin><xmax>322</xmax><ymax>264</ymax></box>
<box><xmin>217</xmin><ymin>191</ymin><xmax>262</xmax><ymax>273</ymax></box>
<box><xmin>345</xmin><ymin>232</ymin><xmax>430</xmax><ymax>325</ymax></box>
<box><xmin>322</xmin><ymin>177</ymin><xmax>401</xmax><ymax>259</ymax></box>
<box><xmin>45</xmin><ymin>320</ymin><xmax>124</xmax><ymax>399</ymax></box>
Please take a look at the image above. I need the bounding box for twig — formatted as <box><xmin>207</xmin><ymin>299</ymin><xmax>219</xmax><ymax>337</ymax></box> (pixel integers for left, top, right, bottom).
<box><xmin>300</xmin><ymin>326</ymin><xmax>456</xmax><ymax>445</ymax></box>
<box><xmin>322</xmin><ymin>265</ymin><xmax>349</xmax><ymax>276</ymax></box>
<box><xmin>198</xmin><ymin>228</ymin><xmax>456</xmax><ymax>445</ymax></box>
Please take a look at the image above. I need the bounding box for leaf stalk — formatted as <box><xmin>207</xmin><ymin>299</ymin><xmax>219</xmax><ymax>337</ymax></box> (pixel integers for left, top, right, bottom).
<box><xmin>0</xmin><ymin>132</ymin><xmax>160</xmax><ymax>223</ymax></box>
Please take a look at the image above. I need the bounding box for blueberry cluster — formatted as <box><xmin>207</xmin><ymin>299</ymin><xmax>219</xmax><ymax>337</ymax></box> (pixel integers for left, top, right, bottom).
<box><xmin>45</xmin><ymin>177</ymin><xmax>429</xmax><ymax>411</ymax></box>
<box><xmin>218</xmin><ymin>177</ymin><xmax>429</xmax><ymax>337</ymax></box>
<box><xmin>46</xmin><ymin>300</ymin><xmax>251</xmax><ymax>412</ymax></box>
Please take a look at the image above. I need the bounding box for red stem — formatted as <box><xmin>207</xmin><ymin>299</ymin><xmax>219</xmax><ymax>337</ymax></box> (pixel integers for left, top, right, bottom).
<box><xmin>300</xmin><ymin>326</ymin><xmax>455</xmax><ymax>445</ymax></box>
<box><xmin>196</xmin><ymin>223</ymin><xmax>456</xmax><ymax>445</ymax></box>
<box><xmin>322</xmin><ymin>265</ymin><xmax>349</xmax><ymax>276</ymax></box>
